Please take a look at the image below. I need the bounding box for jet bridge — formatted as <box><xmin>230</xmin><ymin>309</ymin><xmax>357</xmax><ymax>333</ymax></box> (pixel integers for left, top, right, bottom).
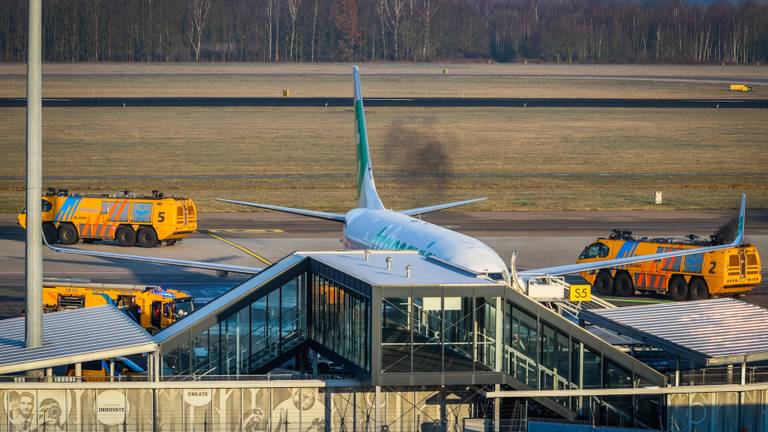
<box><xmin>155</xmin><ymin>250</ymin><xmax>666</xmax><ymax>429</ymax></box>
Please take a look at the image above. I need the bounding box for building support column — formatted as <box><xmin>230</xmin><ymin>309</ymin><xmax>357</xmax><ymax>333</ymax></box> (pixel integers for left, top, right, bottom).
<box><xmin>74</xmin><ymin>363</ymin><xmax>82</xmax><ymax>382</ymax></box>
<box><xmin>325</xmin><ymin>388</ymin><xmax>332</xmax><ymax>432</ymax></box>
<box><xmin>493</xmin><ymin>386</ymin><xmax>501</xmax><ymax>432</ymax></box>
<box><xmin>578</xmin><ymin>342</ymin><xmax>584</xmax><ymax>413</ymax></box>
<box><xmin>154</xmin><ymin>353</ymin><xmax>162</xmax><ymax>382</ymax></box>
<box><xmin>741</xmin><ymin>361</ymin><xmax>747</xmax><ymax>385</ymax></box>
<box><xmin>374</xmin><ymin>385</ymin><xmax>382</xmax><ymax>432</ymax></box>
<box><xmin>494</xmin><ymin>297</ymin><xmax>503</xmax><ymax>372</ymax></box>
<box><xmin>440</xmin><ymin>387</ymin><xmax>447</xmax><ymax>430</ymax></box>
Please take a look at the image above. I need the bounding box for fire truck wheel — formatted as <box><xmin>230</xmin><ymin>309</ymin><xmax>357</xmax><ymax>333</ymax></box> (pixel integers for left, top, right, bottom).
<box><xmin>42</xmin><ymin>222</ymin><xmax>58</xmax><ymax>244</ymax></box>
<box><xmin>613</xmin><ymin>272</ymin><xmax>634</xmax><ymax>296</ymax></box>
<box><xmin>689</xmin><ymin>278</ymin><xmax>709</xmax><ymax>300</ymax></box>
<box><xmin>115</xmin><ymin>225</ymin><xmax>137</xmax><ymax>247</ymax></box>
<box><xmin>57</xmin><ymin>223</ymin><xmax>79</xmax><ymax>245</ymax></box>
<box><xmin>137</xmin><ymin>227</ymin><xmax>159</xmax><ymax>248</ymax></box>
<box><xmin>668</xmin><ymin>277</ymin><xmax>689</xmax><ymax>301</ymax></box>
<box><xmin>594</xmin><ymin>271</ymin><xmax>614</xmax><ymax>296</ymax></box>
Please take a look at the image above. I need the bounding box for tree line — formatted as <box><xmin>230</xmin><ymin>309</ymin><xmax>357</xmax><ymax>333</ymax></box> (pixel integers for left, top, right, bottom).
<box><xmin>1</xmin><ymin>0</ymin><xmax>767</xmax><ymax>64</ymax></box>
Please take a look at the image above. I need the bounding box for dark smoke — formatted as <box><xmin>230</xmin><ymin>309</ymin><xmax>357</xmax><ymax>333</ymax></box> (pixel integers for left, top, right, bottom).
<box><xmin>381</xmin><ymin>118</ymin><xmax>453</xmax><ymax>199</ymax></box>
<box><xmin>712</xmin><ymin>217</ymin><xmax>738</xmax><ymax>244</ymax></box>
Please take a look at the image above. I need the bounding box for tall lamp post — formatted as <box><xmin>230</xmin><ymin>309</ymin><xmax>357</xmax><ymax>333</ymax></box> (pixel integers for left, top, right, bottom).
<box><xmin>25</xmin><ymin>0</ymin><xmax>43</xmax><ymax>349</ymax></box>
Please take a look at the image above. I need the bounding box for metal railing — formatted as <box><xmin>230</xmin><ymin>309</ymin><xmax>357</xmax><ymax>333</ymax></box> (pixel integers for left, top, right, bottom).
<box><xmin>160</xmin><ymin>372</ymin><xmax>342</xmax><ymax>382</ymax></box>
<box><xmin>669</xmin><ymin>365</ymin><xmax>768</xmax><ymax>386</ymax></box>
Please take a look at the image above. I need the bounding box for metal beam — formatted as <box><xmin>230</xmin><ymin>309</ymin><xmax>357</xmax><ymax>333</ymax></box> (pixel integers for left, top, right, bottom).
<box><xmin>25</xmin><ymin>0</ymin><xmax>43</xmax><ymax>349</ymax></box>
<box><xmin>0</xmin><ymin>379</ymin><xmax>363</xmax><ymax>390</ymax></box>
<box><xmin>485</xmin><ymin>382</ymin><xmax>768</xmax><ymax>398</ymax></box>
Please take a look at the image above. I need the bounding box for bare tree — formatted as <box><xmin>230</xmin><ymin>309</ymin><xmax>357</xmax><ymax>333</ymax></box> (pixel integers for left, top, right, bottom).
<box><xmin>189</xmin><ymin>0</ymin><xmax>212</xmax><ymax>61</ymax></box>
<box><xmin>287</xmin><ymin>0</ymin><xmax>302</xmax><ymax>60</ymax></box>
<box><xmin>420</xmin><ymin>0</ymin><xmax>438</xmax><ymax>59</ymax></box>
<box><xmin>383</xmin><ymin>0</ymin><xmax>405</xmax><ymax>59</ymax></box>
<box><xmin>311</xmin><ymin>0</ymin><xmax>319</xmax><ymax>62</ymax></box>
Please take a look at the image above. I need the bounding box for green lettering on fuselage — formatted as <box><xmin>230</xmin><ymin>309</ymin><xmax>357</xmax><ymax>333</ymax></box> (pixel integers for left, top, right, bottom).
<box><xmin>372</xmin><ymin>226</ymin><xmax>434</xmax><ymax>257</ymax></box>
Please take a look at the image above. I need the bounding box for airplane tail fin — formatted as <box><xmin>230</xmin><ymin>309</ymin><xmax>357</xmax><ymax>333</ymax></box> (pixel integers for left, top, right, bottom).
<box><xmin>353</xmin><ymin>66</ymin><xmax>384</xmax><ymax>209</ymax></box>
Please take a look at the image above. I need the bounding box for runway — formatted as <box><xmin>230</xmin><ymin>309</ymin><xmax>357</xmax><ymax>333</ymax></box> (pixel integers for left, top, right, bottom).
<box><xmin>1</xmin><ymin>97</ymin><xmax>767</xmax><ymax>109</ymax></box>
<box><xmin>0</xmin><ymin>209</ymin><xmax>766</xmax><ymax>319</ymax></box>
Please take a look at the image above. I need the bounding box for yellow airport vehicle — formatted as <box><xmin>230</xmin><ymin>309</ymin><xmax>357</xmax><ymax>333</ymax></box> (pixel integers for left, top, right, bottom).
<box><xmin>42</xmin><ymin>281</ymin><xmax>194</xmax><ymax>334</ymax></box>
<box><xmin>18</xmin><ymin>188</ymin><xmax>196</xmax><ymax>247</ymax></box>
<box><xmin>577</xmin><ymin>230</ymin><xmax>761</xmax><ymax>300</ymax></box>
<box><xmin>729</xmin><ymin>83</ymin><xmax>752</xmax><ymax>92</ymax></box>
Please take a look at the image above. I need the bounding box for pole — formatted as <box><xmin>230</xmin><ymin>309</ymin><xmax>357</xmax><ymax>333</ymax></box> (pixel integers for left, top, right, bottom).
<box><xmin>25</xmin><ymin>0</ymin><xmax>43</xmax><ymax>349</ymax></box>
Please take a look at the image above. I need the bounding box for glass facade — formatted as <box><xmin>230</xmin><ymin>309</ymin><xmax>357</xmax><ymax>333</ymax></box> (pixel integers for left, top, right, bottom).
<box><xmin>310</xmin><ymin>273</ymin><xmax>371</xmax><ymax>371</ymax></box>
<box><xmin>163</xmin><ymin>261</ymin><xmax>371</xmax><ymax>378</ymax></box>
<box><xmin>164</xmin><ymin>274</ymin><xmax>308</xmax><ymax>376</ymax></box>
<box><xmin>381</xmin><ymin>296</ymin><xmax>497</xmax><ymax>374</ymax></box>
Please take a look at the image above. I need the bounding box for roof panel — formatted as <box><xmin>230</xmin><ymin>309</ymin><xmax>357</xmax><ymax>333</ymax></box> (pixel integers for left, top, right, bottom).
<box><xmin>0</xmin><ymin>306</ymin><xmax>156</xmax><ymax>374</ymax></box>
<box><xmin>581</xmin><ymin>298</ymin><xmax>768</xmax><ymax>365</ymax></box>
<box><xmin>302</xmin><ymin>250</ymin><xmax>501</xmax><ymax>287</ymax></box>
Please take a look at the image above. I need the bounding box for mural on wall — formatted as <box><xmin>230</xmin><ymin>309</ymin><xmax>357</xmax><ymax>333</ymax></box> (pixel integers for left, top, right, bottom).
<box><xmin>0</xmin><ymin>386</ymin><xmax>473</xmax><ymax>431</ymax></box>
<box><xmin>1</xmin><ymin>389</ymin><xmax>153</xmax><ymax>432</ymax></box>
<box><xmin>4</xmin><ymin>390</ymin><xmax>70</xmax><ymax>432</ymax></box>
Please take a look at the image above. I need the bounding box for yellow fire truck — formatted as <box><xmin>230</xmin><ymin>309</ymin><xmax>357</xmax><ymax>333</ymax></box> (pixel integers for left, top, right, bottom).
<box><xmin>577</xmin><ymin>230</ymin><xmax>761</xmax><ymax>300</ymax></box>
<box><xmin>18</xmin><ymin>188</ymin><xmax>196</xmax><ymax>247</ymax></box>
<box><xmin>42</xmin><ymin>280</ymin><xmax>194</xmax><ymax>334</ymax></box>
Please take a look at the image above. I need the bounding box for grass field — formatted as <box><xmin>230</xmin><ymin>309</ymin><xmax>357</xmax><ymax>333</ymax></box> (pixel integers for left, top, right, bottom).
<box><xmin>0</xmin><ymin>63</ymin><xmax>765</xmax><ymax>99</ymax></box>
<box><xmin>0</xmin><ymin>104</ymin><xmax>766</xmax><ymax>213</ymax></box>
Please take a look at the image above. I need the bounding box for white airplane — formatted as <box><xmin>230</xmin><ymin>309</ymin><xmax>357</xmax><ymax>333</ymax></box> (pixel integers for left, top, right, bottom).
<box><xmin>46</xmin><ymin>66</ymin><xmax>747</xmax><ymax>287</ymax></box>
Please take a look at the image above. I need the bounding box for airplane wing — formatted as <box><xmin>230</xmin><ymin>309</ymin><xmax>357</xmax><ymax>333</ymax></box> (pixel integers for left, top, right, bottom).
<box><xmin>518</xmin><ymin>194</ymin><xmax>746</xmax><ymax>279</ymax></box>
<box><xmin>44</xmin><ymin>236</ymin><xmax>262</xmax><ymax>275</ymax></box>
<box><xmin>217</xmin><ymin>199</ymin><xmax>346</xmax><ymax>222</ymax></box>
<box><xmin>400</xmin><ymin>198</ymin><xmax>487</xmax><ymax>217</ymax></box>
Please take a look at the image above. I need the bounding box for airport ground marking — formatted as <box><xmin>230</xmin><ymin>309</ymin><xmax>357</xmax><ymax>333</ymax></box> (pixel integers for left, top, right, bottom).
<box><xmin>204</xmin><ymin>231</ymin><xmax>273</xmax><ymax>265</ymax></box>
<box><xmin>207</xmin><ymin>228</ymin><xmax>285</xmax><ymax>234</ymax></box>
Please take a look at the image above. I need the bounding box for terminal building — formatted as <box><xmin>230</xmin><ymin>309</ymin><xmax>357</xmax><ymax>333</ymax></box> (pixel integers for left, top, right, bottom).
<box><xmin>1</xmin><ymin>250</ymin><xmax>767</xmax><ymax>431</ymax></box>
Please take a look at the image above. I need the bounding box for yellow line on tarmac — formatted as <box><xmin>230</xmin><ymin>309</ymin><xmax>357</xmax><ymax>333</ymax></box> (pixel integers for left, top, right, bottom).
<box><xmin>204</xmin><ymin>231</ymin><xmax>272</xmax><ymax>266</ymax></box>
<box><xmin>208</xmin><ymin>228</ymin><xmax>285</xmax><ymax>234</ymax></box>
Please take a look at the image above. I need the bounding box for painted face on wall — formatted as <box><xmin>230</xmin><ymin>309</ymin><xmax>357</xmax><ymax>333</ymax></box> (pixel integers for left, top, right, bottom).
<box><xmin>18</xmin><ymin>394</ymin><xmax>34</xmax><ymax>418</ymax></box>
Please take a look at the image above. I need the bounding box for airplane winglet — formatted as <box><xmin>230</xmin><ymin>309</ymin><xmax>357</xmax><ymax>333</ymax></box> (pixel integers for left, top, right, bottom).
<box><xmin>733</xmin><ymin>193</ymin><xmax>746</xmax><ymax>246</ymax></box>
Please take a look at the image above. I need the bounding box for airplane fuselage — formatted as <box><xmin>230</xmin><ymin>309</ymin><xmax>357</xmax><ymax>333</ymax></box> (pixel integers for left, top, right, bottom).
<box><xmin>342</xmin><ymin>208</ymin><xmax>509</xmax><ymax>281</ymax></box>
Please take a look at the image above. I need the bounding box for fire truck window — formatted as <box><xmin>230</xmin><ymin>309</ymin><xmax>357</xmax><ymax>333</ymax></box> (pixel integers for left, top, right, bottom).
<box><xmin>41</xmin><ymin>200</ymin><xmax>52</xmax><ymax>212</ymax></box>
<box><xmin>132</xmin><ymin>203</ymin><xmax>153</xmax><ymax>223</ymax></box>
<box><xmin>580</xmin><ymin>243</ymin><xmax>607</xmax><ymax>259</ymax></box>
<box><xmin>151</xmin><ymin>302</ymin><xmax>162</xmax><ymax>328</ymax></box>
